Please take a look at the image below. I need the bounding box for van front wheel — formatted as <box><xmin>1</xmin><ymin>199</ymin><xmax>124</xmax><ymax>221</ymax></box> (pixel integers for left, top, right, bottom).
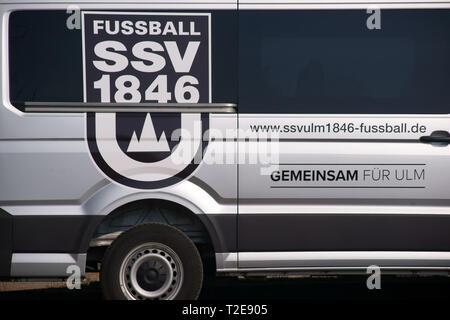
<box><xmin>100</xmin><ymin>223</ymin><xmax>203</xmax><ymax>300</ymax></box>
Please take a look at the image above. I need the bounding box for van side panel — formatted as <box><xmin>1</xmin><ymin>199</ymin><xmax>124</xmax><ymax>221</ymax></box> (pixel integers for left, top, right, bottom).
<box><xmin>237</xmin><ymin>7</ymin><xmax>450</xmax><ymax>265</ymax></box>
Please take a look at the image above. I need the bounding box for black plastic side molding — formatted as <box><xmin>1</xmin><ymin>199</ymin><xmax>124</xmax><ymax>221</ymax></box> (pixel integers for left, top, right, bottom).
<box><xmin>0</xmin><ymin>209</ymin><xmax>13</xmax><ymax>277</ymax></box>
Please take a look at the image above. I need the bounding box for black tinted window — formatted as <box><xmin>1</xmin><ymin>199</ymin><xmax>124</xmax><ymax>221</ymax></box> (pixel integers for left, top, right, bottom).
<box><xmin>239</xmin><ymin>10</ymin><xmax>450</xmax><ymax>114</ymax></box>
<box><xmin>9</xmin><ymin>11</ymin><xmax>83</xmax><ymax>107</ymax></box>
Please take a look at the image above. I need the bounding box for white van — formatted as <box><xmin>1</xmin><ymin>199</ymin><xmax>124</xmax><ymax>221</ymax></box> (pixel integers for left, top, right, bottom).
<box><xmin>1</xmin><ymin>0</ymin><xmax>450</xmax><ymax>300</ymax></box>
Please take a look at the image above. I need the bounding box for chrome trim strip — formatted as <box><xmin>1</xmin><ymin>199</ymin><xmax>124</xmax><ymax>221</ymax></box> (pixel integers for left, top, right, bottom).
<box><xmin>216</xmin><ymin>251</ymin><xmax>450</xmax><ymax>271</ymax></box>
<box><xmin>217</xmin><ymin>267</ymin><xmax>450</xmax><ymax>274</ymax></box>
<box><xmin>25</xmin><ymin>107</ymin><xmax>236</xmax><ymax>113</ymax></box>
<box><xmin>239</xmin><ymin>1</ymin><xmax>450</xmax><ymax>10</ymax></box>
<box><xmin>215</xmin><ymin>252</ymin><xmax>238</xmax><ymax>269</ymax></box>
<box><xmin>10</xmin><ymin>253</ymin><xmax>86</xmax><ymax>277</ymax></box>
<box><xmin>22</xmin><ymin>102</ymin><xmax>237</xmax><ymax>113</ymax></box>
<box><xmin>239</xmin><ymin>251</ymin><xmax>450</xmax><ymax>268</ymax></box>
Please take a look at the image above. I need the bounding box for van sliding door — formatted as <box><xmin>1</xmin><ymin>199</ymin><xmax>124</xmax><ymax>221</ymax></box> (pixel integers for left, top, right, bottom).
<box><xmin>237</xmin><ymin>5</ymin><xmax>450</xmax><ymax>268</ymax></box>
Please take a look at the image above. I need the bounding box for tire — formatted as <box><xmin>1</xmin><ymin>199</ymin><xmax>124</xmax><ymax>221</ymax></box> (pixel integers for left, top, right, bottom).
<box><xmin>100</xmin><ymin>223</ymin><xmax>203</xmax><ymax>300</ymax></box>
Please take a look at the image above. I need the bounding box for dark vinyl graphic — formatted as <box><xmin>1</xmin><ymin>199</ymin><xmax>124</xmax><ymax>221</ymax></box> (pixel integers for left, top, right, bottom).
<box><xmin>238</xmin><ymin>214</ymin><xmax>450</xmax><ymax>252</ymax></box>
<box><xmin>83</xmin><ymin>12</ymin><xmax>211</xmax><ymax>189</ymax></box>
<box><xmin>115</xmin><ymin>113</ymin><xmax>182</xmax><ymax>163</ymax></box>
<box><xmin>87</xmin><ymin>112</ymin><xmax>209</xmax><ymax>189</ymax></box>
<box><xmin>83</xmin><ymin>12</ymin><xmax>210</xmax><ymax>103</ymax></box>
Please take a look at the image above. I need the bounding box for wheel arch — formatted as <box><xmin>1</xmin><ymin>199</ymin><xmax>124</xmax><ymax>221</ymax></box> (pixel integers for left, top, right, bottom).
<box><xmin>85</xmin><ymin>198</ymin><xmax>228</xmax><ymax>274</ymax></box>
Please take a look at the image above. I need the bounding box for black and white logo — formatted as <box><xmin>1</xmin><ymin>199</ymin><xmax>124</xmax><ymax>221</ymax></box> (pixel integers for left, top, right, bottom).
<box><xmin>83</xmin><ymin>12</ymin><xmax>210</xmax><ymax>189</ymax></box>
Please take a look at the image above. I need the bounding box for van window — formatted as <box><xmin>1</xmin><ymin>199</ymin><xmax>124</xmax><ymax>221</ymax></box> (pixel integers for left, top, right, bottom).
<box><xmin>8</xmin><ymin>10</ymin><xmax>237</xmax><ymax>111</ymax></box>
<box><xmin>239</xmin><ymin>9</ymin><xmax>450</xmax><ymax>114</ymax></box>
<box><xmin>9</xmin><ymin>11</ymin><xmax>83</xmax><ymax>108</ymax></box>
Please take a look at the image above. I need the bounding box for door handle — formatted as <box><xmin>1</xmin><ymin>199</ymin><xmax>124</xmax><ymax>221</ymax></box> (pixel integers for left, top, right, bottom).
<box><xmin>419</xmin><ymin>130</ymin><xmax>450</xmax><ymax>145</ymax></box>
<box><xmin>19</xmin><ymin>102</ymin><xmax>237</xmax><ymax>114</ymax></box>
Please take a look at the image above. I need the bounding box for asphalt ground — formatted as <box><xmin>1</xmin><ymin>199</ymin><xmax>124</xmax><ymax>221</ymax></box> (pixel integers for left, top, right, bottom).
<box><xmin>0</xmin><ymin>273</ymin><xmax>449</xmax><ymax>301</ymax></box>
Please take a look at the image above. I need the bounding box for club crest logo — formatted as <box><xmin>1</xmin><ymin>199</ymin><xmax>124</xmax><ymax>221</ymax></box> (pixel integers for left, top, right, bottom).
<box><xmin>82</xmin><ymin>12</ymin><xmax>211</xmax><ymax>189</ymax></box>
<box><xmin>87</xmin><ymin>112</ymin><xmax>208</xmax><ymax>189</ymax></box>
